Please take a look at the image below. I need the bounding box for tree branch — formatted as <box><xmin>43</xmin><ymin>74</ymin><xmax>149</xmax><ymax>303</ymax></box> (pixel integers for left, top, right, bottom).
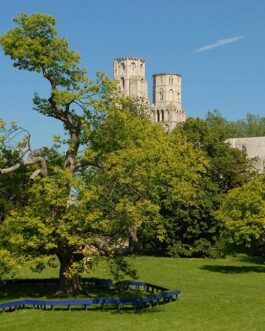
<box><xmin>74</xmin><ymin>158</ymin><xmax>100</xmax><ymax>171</ymax></box>
<box><xmin>42</xmin><ymin>68</ymin><xmax>56</xmax><ymax>89</ymax></box>
<box><xmin>0</xmin><ymin>156</ymin><xmax>48</xmax><ymax>178</ymax></box>
<box><xmin>90</xmin><ymin>237</ymin><xmax>130</xmax><ymax>256</ymax></box>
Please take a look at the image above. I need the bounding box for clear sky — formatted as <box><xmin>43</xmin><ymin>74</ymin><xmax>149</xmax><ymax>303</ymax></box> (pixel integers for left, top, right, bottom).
<box><xmin>1</xmin><ymin>0</ymin><xmax>265</xmax><ymax>147</ymax></box>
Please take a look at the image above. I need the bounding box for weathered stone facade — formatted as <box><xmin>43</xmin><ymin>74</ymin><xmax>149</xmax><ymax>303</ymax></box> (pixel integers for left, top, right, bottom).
<box><xmin>152</xmin><ymin>73</ymin><xmax>186</xmax><ymax>132</ymax></box>
<box><xmin>114</xmin><ymin>57</ymin><xmax>186</xmax><ymax>131</ymax></box>
<box><xmin>113</xmin><ymin>57</ymin><xmax>149</xmax><ymax>101</ymax></box>
<box><xmin>226</xmin><ymin>137</ymin><xmax>265</xmax><ymax>173</ymax></box>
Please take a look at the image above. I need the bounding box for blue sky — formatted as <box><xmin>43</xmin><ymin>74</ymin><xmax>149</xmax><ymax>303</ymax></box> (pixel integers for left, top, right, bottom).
<box><xmin>1</xmin><ymin>0</ymin><xmax>265</xmax><ymax>147</ymax></box>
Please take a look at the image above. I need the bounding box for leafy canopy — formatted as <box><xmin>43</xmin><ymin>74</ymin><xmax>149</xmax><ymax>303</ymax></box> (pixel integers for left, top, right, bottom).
<box><xmin>217</xmin><ymin>175</ymin><xmax>265</xmax><ymax>258</ymax></box>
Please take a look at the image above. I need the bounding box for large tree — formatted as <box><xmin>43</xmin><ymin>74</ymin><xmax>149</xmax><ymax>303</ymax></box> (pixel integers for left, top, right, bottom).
<box><xmin>0</xmin><ymin>13</ymin><xmax>134</xmax><ymax>294</ymax></box>
<box><xmin>91</xmin><ymin>124</ymin><xmax>209</xmax><ymax>256</ymax></box>
<box><xmin>156</xmin><ymin>117</ymin><xmax>255</xmax><ymax>257</ymax></box>
<box><xmin>178</xmin><ymin>117</ymin><xmax>254</xmax><ymax>193</ymax></box>
<box><xmin>216</xmin><ymin>174</ymin><xmax>265</xmax><ymax>258</ymax></box>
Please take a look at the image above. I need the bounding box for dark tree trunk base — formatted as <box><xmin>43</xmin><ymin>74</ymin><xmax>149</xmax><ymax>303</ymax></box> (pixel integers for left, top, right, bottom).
<box><xmin>56</xmin><ymin>278</ymin><xmax>83</xmax><ymax>296</ymax></box>
<box><xmin>57</xmin><ymin>251</ymin><xmax>83</xmax><ymax>295</ymax></box>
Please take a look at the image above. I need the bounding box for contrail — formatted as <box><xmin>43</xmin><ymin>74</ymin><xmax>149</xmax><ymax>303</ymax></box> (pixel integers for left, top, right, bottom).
<box><xmin>194</xmin><ymin>35</ymin><xmax>244</xmax><ymax>53</ymax></box>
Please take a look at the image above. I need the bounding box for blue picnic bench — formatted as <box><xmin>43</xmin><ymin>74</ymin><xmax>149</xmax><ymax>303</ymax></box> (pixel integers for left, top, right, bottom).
<box><xmin>0</xmin><ymin>280</ymin><xmax>181</xmax><ymax>312</ymax></box>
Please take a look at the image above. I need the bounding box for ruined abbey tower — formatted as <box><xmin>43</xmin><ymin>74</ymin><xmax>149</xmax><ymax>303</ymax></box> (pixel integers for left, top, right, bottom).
<box><xmin>114</xmin><ymin>57</ymin><xmax>186</xmax><ymax>131</ymax></box>
<box><xmin>152</xmin><ymin>73</ymin><xmax>186</xmax><ymax>132</ymax></box>
<box><xmin>113</xmin><ymin>57</ymin><xmax>149</xmax><ymax>101</ymax></box>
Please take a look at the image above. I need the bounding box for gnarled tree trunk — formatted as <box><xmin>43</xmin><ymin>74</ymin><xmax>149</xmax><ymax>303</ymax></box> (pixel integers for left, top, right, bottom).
<box><xmin>129</xmin><ymin>227</ymin><xmax>143</xmax><ymax>252</ymax></box>
<box><xmin>57</xmin><ymin>249</ymin><xmax>83</xmax><ymax>295</ymax></box>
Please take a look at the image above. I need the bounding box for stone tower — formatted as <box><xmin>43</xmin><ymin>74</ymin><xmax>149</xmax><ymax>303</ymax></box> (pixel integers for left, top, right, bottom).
<box><xmin>113</xmin><ymin>57</ymin><xmax>149</xmax><ymax>101</ymax></box>
<box><xmin>113</xmin><ymin>58</ymin><xmax>186</xmax><ymax>131</ymax></box>
<box><xmin>152</xmin><ymin>73</ymin><xmax>186</xmax><ymax>132</ymax></box>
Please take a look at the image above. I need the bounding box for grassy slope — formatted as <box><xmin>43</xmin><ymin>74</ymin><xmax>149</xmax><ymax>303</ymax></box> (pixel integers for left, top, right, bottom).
<box><xmin>0</xmin><ymin>256</ymin><xmax>265</xmax><ymax>331</ymax></box>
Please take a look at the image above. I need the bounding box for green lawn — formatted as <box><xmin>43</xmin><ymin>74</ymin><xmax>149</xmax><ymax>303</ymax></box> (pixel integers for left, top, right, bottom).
<box><xmin>0</xmin><ymin>256</ymin><xmax>265</xmax><ymax>331</ymax></box>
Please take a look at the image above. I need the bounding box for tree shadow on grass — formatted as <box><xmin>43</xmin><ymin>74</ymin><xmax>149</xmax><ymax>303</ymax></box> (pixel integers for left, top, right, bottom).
<box><xmin>0</xmin><ymin>280</ymin><xmax>149</xmax><ymax>302</ymax></box>
<box><xmin>237</xmin><ymin>255</ymin><xmax>265</xmax><ymax>265</ymax></box>
<box><xmin>201</xmin><ymin>265</ymin><xmax>265</xmax><ymax>274</ymax></box>
<box><xmin>0</xmin><ymin>283</ymin><xmax>57</xmax><ymax>301</ymax></box>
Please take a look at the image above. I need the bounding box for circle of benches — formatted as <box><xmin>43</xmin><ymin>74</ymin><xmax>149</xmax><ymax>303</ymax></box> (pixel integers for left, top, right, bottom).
<box><xmin>0</xmin><ymin>278</ymin><xmax>181</xmax><ymax>312</ymax></box>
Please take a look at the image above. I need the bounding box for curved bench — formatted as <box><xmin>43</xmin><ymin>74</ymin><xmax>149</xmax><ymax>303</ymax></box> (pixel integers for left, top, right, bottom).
<box><xmin>0</xmin><ymin>281</ymin><xmax>181</xmax><ymax>312</ymax></box>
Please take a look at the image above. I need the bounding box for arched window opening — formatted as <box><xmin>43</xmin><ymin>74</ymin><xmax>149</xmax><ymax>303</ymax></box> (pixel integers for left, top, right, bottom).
<box><xmin>160</xmin><ymin>77</ymin><xmax>163</xmax><ymax>85</ymax></box>
<box><xmin>161</xmin><ymin>109</ymin><xmax>164</xmax><ymax>122</ymax></box>
<box><xmin>121</xmin><ymin>62</ymin><xmax>125</xmax><ymax>71</ymax></box>
<box><xmin>169</xmin><ymin>89</ymin><xmax>173</xmax><ymax>101</ymax></box>
<box><xmin>131</xmin><ymin>62</ymin><xmax>136</xmax><ymax>73</ymax></box>
<box><xmin>169</xmin><ymin>76</ymin><xmax>173</xmax><ymax>84</ymax></box>
<box><xmin>121</xmin><ymin>77</ymin><xmax>125</xmax><ymax>89</ymax></box>
<box><xmin>157</xmin><ymin>109</ymin><xmax>160</xmax><ymax>122</ymax></box>
<box><xmin>159</xmin><ymin>89</ymin><xmax>164</xmax><ymax>101</ymax></box>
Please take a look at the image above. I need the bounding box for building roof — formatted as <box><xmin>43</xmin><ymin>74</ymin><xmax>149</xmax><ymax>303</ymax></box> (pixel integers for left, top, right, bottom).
<box><xmin>153</xmin><ymin>73</ymin><xmax>182</xmax><ymax>78</ymax></box>
<box><xmin>115</xmin><ymin>57</ymin><xmax>145</xmax><ymax>62</ymax></box>
<box><xmin>226</xmin><ymin>136</ymin><xmax>265</xmax><ymax>141</ymax></box>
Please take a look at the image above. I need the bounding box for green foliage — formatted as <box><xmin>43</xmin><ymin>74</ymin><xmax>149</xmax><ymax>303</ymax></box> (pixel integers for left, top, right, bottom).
<box><xmin>179</xmin><ymin>117</ymin><xmax>254</xmax><ymax>192</ymax></box>
<box><xmin>0</xmin><ymin>121</ymin><xmax>33</xmax><ymax>223</ymax></box>
<box><xmin>162</xmin><ymin>176</ymin><xmax>223</xmax><ymax>258</ymax></box>
<box><xmin>155</xmin><ymin>117</ymin><xmax>255</xmax><ymax>258</ymax></box>
<box><xmin>109</xmin><ymin>256</ymin><xmax>137</xmax><ymax>282</ymax></box>
<box><xmin>0</xmin><ymin>249</ymin><xmax>16</xmax><ymax>280</ymax></box>
<box><xmin>217</xmin><ymin>174</ymin><xmax>265</xmax><ymax>258</ymax></box>
<box><xmin>0</xmin><ymin>13</ymin><xmax>86</xmax><ymax>86</ymax></box>
<box><xmin>157</xmin><ymin>116</ymin><xmax>255</xmax><ymax>257</ymax></box>
<box><xmin>92</xmin><ymin>116</ymin><xmax>212</xmax><ymax>256</ymax></box>
<box><xmin>206</xmin><ymin>110</ymin><xmax>265</xmax><ymax>138</ymax></box>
